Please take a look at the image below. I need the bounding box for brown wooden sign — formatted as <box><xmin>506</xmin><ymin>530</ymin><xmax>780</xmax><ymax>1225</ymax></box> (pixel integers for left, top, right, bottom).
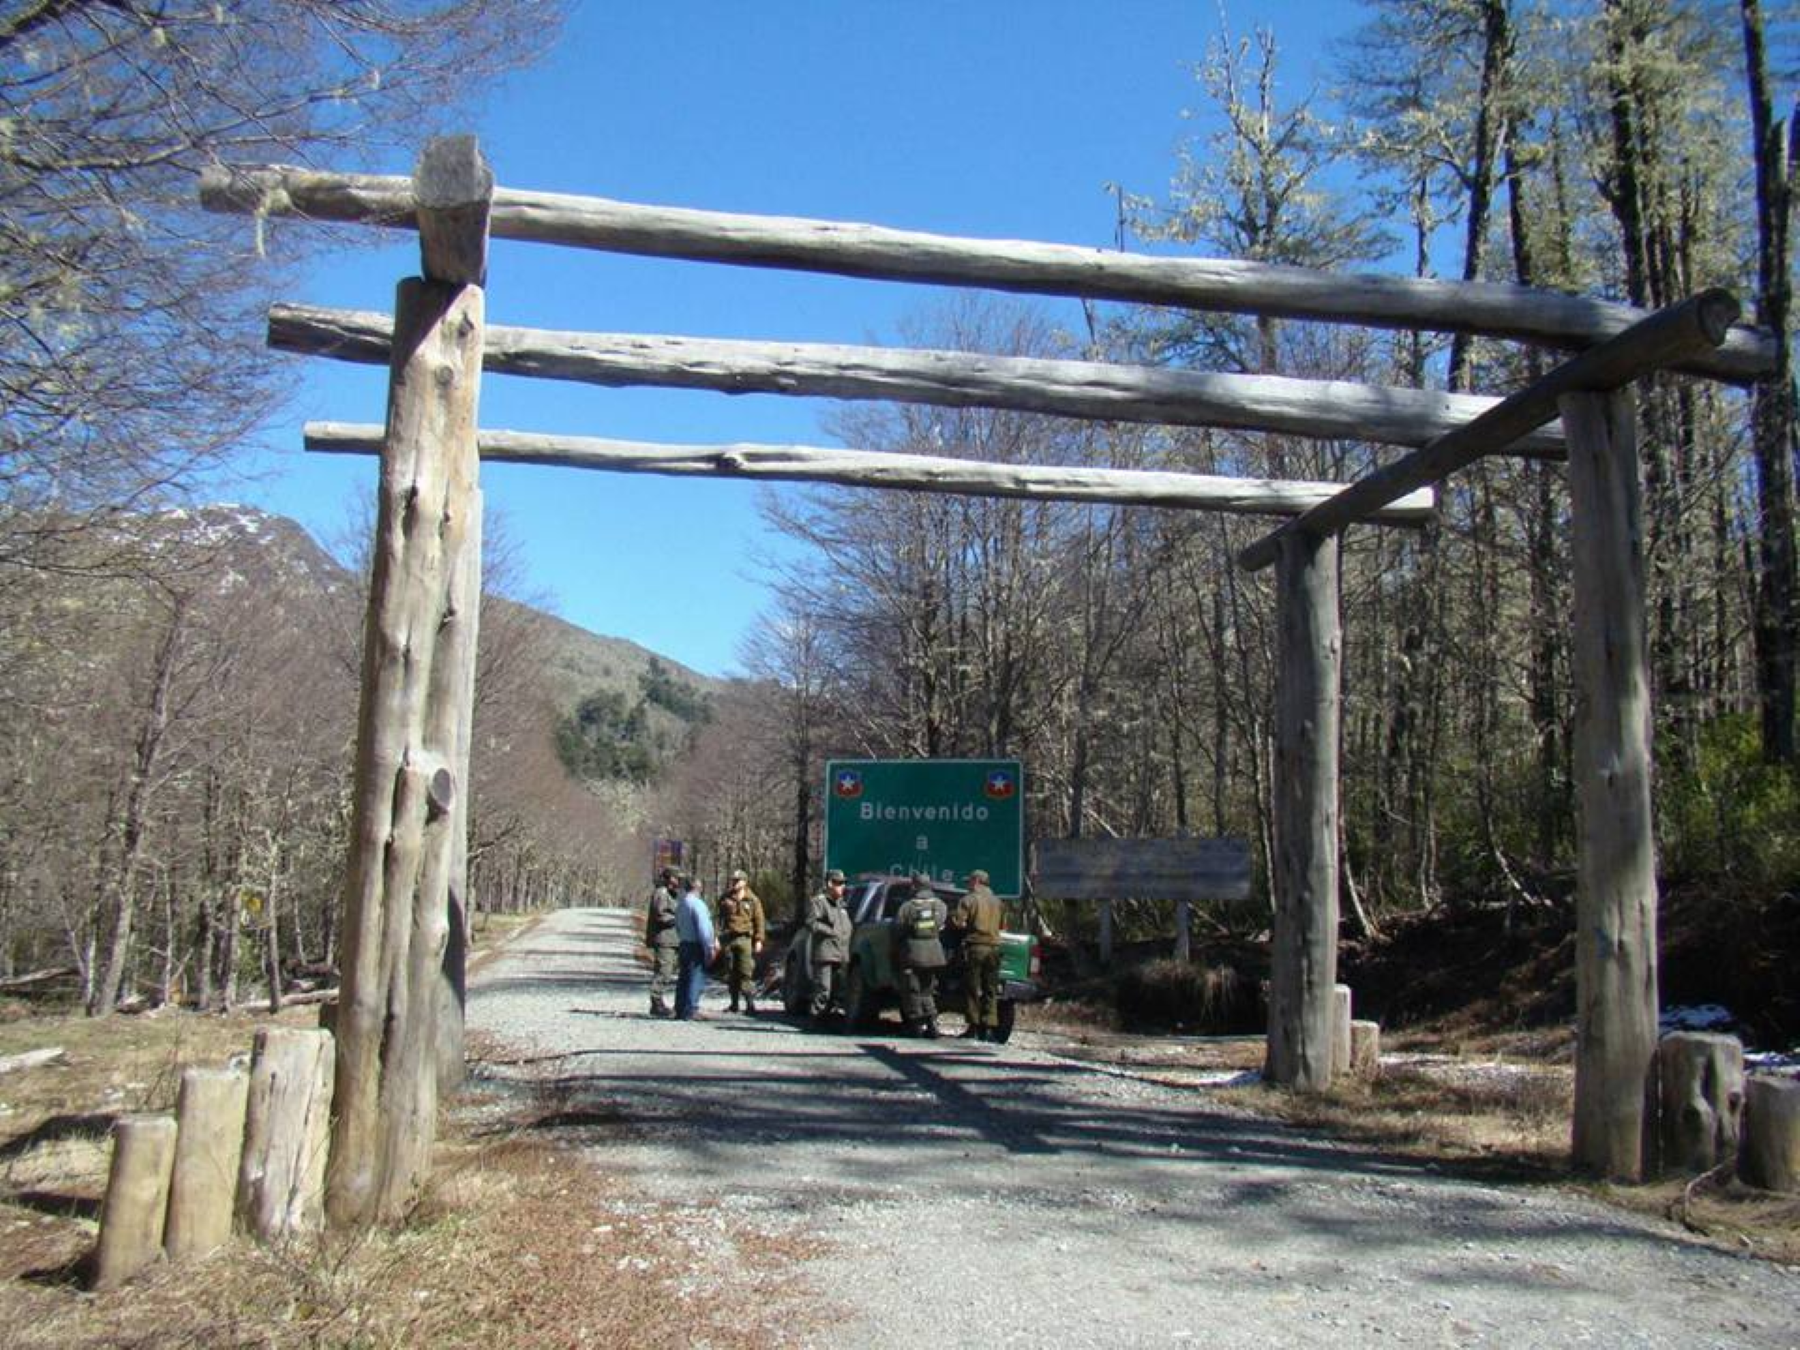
<box><xmin>1032</xmin><ymin>837</ymin><xmax>1251</xmax><ymax>902</ymax></box>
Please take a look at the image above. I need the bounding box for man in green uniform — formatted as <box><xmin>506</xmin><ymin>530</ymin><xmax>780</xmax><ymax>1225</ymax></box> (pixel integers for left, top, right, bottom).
<box><xmin>892</xmin><ymin>875</ymin><xmax>948</xmax><ymax>1038</ymax></box>
<box><xmin>642</xmin><ymin>866</ymin><xmax>681</xmax><ymax>1018</ymax></box>
<box><xmin>804</xmin><ymin>868</ymin><xmax>854</xmax><ymax>1021</ymax></box>
<box><xmin>716</xmin><ymin>869</ymin><xmax>766</xmax><ymax>1014</ymax></box>
<box><xmin>952</xmin><ymin>868</ymin><xmax>1005</xmax><ymax>1040</ymax></box>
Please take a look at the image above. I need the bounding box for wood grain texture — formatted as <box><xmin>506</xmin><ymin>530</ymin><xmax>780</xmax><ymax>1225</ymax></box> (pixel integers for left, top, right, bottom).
<box><xmin>304</xmin><ymin>422</ymin><xmax>1437</xmax><ymax>523</ymax></box>
<box><xmin>201</xmin><ymin>162</ymin><xmax>1774</xmax><ymax>383</ymax></box>
<box><xmin>1563</xmin><ymin>389</ymin><xmax>1660</xmax><ymax>1182</ymax></box>
<box><xmin>271</xmin><ymin>303</ymin><xmax>1567</xmax><ymax>455</ymax></box>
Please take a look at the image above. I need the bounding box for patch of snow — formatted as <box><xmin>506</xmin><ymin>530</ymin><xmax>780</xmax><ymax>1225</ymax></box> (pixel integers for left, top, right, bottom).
<box><xmin>1659</xmin><ymin>1003</ymin><xmax>1736</xmax><ymax>1032</ymax></box>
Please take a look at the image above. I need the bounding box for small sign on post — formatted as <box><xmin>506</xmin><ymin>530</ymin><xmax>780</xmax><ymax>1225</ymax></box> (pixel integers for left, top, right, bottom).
<box><xmin>824</xmin><ymin>759</ymin><xmax>1024</xmax><ymax>897</ymax></box>
<box><xmin>652</xmin><ymin>838</ymin><xmax>686</xmax><ymax>879</ymax></box>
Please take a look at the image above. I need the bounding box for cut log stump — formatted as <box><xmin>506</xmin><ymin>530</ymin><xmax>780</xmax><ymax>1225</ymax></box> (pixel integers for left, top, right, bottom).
<box><xmin>1656</xmin><ymin>1032</ymin><xmax>1744</xmax><ymax>1175</ymax></box>
<box><xmin>1739</xmin><ymin>1075</ymin><xmax>1800</xmax><ymax>1192</ymax></box>
<box><xmin>1330</xmin><ymin>985</ymin><xmax>1353</xmax><ymax>1081</ymax></box>
<box><xmin>91</xmin><ymin>1114</ymin><xmax>177</xmax><ymax>1290</ymax></box>
<box><xmin>237</xmin><ymin>1028</ymin><xmax>334</xmax><ymax>1241</ymax></box>
<box><xmin>1349</xmin><ymin>1020</ymin><xmax>1381</xmax><ymax>1079</ymax></box>
<box><xmin>165</xmin><ymin>1066</ymin><xmax>250</xmax><ymax>1260</ymax></box>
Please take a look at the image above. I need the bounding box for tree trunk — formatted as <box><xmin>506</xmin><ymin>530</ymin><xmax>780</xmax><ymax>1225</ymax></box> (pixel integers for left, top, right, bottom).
<box><xmin>1265</xmin><ymin>531</ymin><xmax>1341</xmax><ymax>1091</ymax></box>
<box><xmin>1563</xmin><ymin>388</ymin><xmax>1660</xmax><ymax>1181</ymax></box>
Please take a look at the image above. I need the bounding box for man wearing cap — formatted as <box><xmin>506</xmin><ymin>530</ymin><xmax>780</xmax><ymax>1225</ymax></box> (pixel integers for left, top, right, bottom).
<box><xmin>892</xmin><ymin>874</ymin><xmax>948</xmax><ymax>1038</ymax></box>
<box><xmin>642</xmin><ymin>866</ymin><xmax>681</xmax><ymax>1018</ymax></box>
<box><xmin>804</xmin><ymin>868</ymin><xmax>854</xmax><ymax>1021</ymax></box>
<box><xmin>716</xmin><ymin>869</ymin><xmax>767</xmax><ymax>1014</ymax></box>
<box><xmin>952</xmin><ymin>868</ymin><xmax>1006</xmax><ymax>1040</ymax></box>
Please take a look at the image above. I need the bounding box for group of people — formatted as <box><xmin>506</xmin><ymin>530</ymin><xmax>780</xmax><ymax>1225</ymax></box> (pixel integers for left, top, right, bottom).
<box><xmin>646</xmin><ymin>863</ymin><xmax>1008</xmax><ymax>1040</ymax></box>
<box><xmin>641</xmin><ymin>867</ymin><xmax>766</xmax><ymax>1020</ymax></box>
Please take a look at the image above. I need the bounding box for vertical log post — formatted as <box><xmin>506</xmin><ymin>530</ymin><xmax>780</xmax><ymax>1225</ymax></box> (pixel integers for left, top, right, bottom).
<box><xmin>164</xmin><ymin>1065</ymin><xmax>249</xmax><ymax>1259</ymax></box>
<box><xmin>325</xmin><ymin>136</ymin><xmax>491</xmax><ymax>1227</ymax></box>
<box><xmin>91</xmin><ymin>1114</ymin><xmax>177</xmax><ymax>1290</ymax></box>
<box><xmin>1265</xmin><ymin>531</ymin><xmax>1342</xmax><ymax>1090</ymax></box>
<box><xmin>1740</xmin><ymin>1076</ymin><xmax>1800</xmax><ymax>1191</ymax></box>
<box><xmin>1330</xmin><ymin>984</ymin><xmax>1353</xmax><ymax>1081</ymax></box>
<box><xmin>1174</xmin><ymin>899</ymin><xmax>1192</xmax><ymax>963</ymax></box>
<box><xmin>237</xmin><ymin>1027</ymin><xmax>334</xmax><ymax>1241</ymax></box>
<box><xmin>1097</xmin><ymin>899</ymin><xmax>1114</xmax><ymax>968</ymax></box>
<box><xmin>1655</xmin><ymin>1032</ymin><xmax>1745</xmax><ymax>1175</ymax></box>
<box><xmin>1563</xmin><ymin>389</ymin><xmax>1661</xmax><ymax>1180</ymax></box>
<box><xmin>1349</xmin><ymin>1020</ymin><xmax>1382</xmax><ymax>1078</ymax></box>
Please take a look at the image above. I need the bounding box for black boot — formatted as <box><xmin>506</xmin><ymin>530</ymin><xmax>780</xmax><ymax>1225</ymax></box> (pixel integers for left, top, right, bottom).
<box><xmin>744</xmin><ymin>995</ymin><xmax>757</xmax><ymax>1015</ymax></box>
<box><xmin>959</xmin><ymin>1023</ymin><xmax>982</xmax><ymax>1039</ymax></box>
<box><xmin>728</xmin><ymin>994</ymin><xmax>740</xmax><ymax>1012</ymax></box>
<box><xmin>923</xmin><ymin>1019</ymin><xmax>941</xmax><ymax>1039</ymax></box>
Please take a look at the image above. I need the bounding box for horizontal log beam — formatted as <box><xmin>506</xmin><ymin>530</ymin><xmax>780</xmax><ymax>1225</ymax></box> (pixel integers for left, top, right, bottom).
<box><xmin>1238</xmin><ymin>290</ymin><xmax>1740</xmax><ymax>572</ymax></box>
<box><xmin>304</xmin><ymin>422</ymin><xmax>1438</xmax><ymax>523</ymax></box>
<box><xmin>202</xmin><ymin>162</ymin><xmax>1774</xmax><ymax>384</ymax></box>
<box><xmin>271</xmin><ymin>303</ymin><xmax>1566</xmax><ymax>454</ymax></box>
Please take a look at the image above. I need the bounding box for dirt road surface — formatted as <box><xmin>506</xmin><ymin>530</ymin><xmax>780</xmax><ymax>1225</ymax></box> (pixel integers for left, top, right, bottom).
<box><xmin>467</xmin><ymin>907</ymin><xmax>1798</xmax><ymax>1349</ymax></box>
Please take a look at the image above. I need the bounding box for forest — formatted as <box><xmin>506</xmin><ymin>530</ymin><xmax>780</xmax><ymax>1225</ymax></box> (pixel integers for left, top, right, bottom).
<box><xmin>1</xmin><ymin>0</ymin><xmax>1796</xmax><ymax>1036</ymax></box>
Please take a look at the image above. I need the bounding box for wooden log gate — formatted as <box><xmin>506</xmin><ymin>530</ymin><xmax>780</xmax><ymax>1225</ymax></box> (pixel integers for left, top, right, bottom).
<box><xmin>201</xmin><ymin>135</ymin><xmax>1770</xmax><ymax>1210</ymax></box>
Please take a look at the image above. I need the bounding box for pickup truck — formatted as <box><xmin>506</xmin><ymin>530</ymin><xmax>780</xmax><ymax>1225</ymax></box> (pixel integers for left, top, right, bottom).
<box><xmin>781</xmin><ymin>875</ymin><xmax>1040</xmax><ymax>1042</ymax></box>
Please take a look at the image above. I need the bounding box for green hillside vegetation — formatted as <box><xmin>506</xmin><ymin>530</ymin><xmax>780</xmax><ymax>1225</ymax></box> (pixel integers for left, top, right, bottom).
<box><xmin>555</xmin><ymin>658</ymin><xmax>715</xmax><ymax>786</ymax></box>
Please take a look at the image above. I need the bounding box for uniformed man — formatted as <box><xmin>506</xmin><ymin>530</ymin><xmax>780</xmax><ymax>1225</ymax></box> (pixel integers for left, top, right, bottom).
<box><xmin>892</xmin><ymin>875</ymin><xmax>948</xmax><ymax>1038</ymax></box>
<box><xmin>642</xmin><ymin>866</ymin><xmax>681</xmax><ymax>1018</ymax></box>
<box><xmin>952</xmin><ymin>868</ymin><xmax>1006</xmax><ymax>1040</ymax></box>
<box><xmin>805</xmin><ymin>868</ymin><xmax>854</xmax><ymax>1021</ymax></box>
<box><xmin>716</xmin><ymin>869</ymin><xmax>766</xmax><ymax>1014</ymax></box>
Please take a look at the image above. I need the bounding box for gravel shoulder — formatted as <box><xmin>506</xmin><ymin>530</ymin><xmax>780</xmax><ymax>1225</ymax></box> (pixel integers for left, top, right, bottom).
<box><xmin>467</xmin><ymin>906</ymin><xmax>1799</xmax><ymax>1349</ymax></box>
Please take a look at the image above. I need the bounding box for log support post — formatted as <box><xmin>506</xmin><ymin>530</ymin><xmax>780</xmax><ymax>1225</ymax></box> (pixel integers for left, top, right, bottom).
<box><xmin>164</xmin><ymin>1066</ymin><xmax>249</xmax><ymax>1259</ymax></box>
<box><xmin>1265</xmin><ymin>531</ymin><xmax>1342</xmax><ymax>1091</ymax></box>
<box><xmin>91</xmin><ymin>1115</ymin><xmax>177</xmax><ymax>1290</ymax></box>
<box><xmin>1097</xmin><ymin>900</ymin><xmax>1114</xmax><ymax>969</ymax></box>
<box><xmin>1740</xmin><ymin>1076</ymin><xmax>1800</xmax><ymax>1191</ymax></box>
<box><xmin>1563</xmin><ymin>388</ymin><xmax>1660</xmax><ymax>1180</ymax></box>
<box><xmin>1174</xmin><ymin>899</ymin><xmax>1191</xmax><ymax>963</ymax></box>
<box><xmin>1656</xmin><ymin>1032</ymin><xmax>1745</xmax><ymax>1175</ymax></box>
<box><xmin>238</xmin><ymin>1027</ymin><xmax>334</xmax><ymax>1241</ymax></box>
<box><xmin>325</xmin><ymin>136</ymin><xmax>490</xmax><ymax>1226</ymax></box>
<box><xmin>1349</xmin><ymin>1020</ymin><xmax>1382</xmax><ymax>1079</ymax></box>
<box><xmin>1330</xmin><ymin>984</ymin><xmax>1353</xmax><ymax>1081</ymax></box>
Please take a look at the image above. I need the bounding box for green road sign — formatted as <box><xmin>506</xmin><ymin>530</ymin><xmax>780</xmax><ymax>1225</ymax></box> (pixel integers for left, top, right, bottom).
<box><xmin>823</xmin><ymin>759</ymin><xmax>1024</xmax><ymax>897</ymax></box>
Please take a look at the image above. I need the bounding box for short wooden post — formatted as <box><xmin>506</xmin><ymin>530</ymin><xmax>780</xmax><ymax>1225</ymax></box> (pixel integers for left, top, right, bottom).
<box><xmin>1562</xmin><ymin>389</ymin><xmax>1660</xmax><ymax>1180</ymax></box>
<box><xmin>91</xmin><ymin>1114</ymin><xmax>177</xmax><ymax>1290</ymax></box>
<box><xmin>1350</xmin><ymin>1020</ymin><xmax>1381</xmax><ymax>1078</ymax></box>
<box><xmin>1330</xmin><ymin>984</ymin><xmax>1353</xmax><ymax>1081</ymax></box>
<box><xmin>1740</xmin><ymin>1076</ymin><xmax>1800</xmax><ymax>1192</ymax></box>
<box><xmin>1655</xmin><ymin>1032</ymin><xmax>1745</xmax><ymax>1175</ymax></box>
<box><xmin>1097</xmin><ymin>900</ymin><xmax>1114</xmax><ymax>968</ymax></box>
<box><xmin>164</xmin><ymin>1066</ymin><xmax>249</xmax><ymax>1259</ymax></box>
<box><xmin>1265</xmin><ymin>530</ymin><xmax>1341</xmax><ymax>1091</ymax></box>
<box><xmin>326</xmin><ymin>136</ymin><xmax>490</xmax><ymax>1227</ymax></box>
<box><xmin>238</xmin><ymin>1028</ymin><xmax>334</xmax><ymax>1241</ymax></box>
<box><xmin>1174</xmin><ymin>900</ymin><xmax>1192</xmax><ymax>963</ymax></box>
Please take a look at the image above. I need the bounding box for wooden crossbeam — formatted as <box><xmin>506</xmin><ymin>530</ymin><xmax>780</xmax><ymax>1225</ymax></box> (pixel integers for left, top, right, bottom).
<box><xmin>1236</xmin><ymin>290</ymin><xmax>1741</xmax><ymax>573</ymax></box>
<box><xmin>201</xmin><ymin>162</ymin><xmax>1773</xmax><ymax>384</ymax></box>
<box><xmin>272</xmin><ymin>304</ymin><xmax>1567</xmax><ymax>455</ymax></box>
<box><xmin>303</xmin><ymin>422</ymin><xmax>1437</xmax><ymax>523</ymax></box>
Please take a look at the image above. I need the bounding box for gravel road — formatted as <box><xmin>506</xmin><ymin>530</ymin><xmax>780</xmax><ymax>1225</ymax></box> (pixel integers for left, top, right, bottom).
<box><xmin>467</xmin><ymin>907</ymin><xmax>1798</xmax><ymax>1349</ymax></box>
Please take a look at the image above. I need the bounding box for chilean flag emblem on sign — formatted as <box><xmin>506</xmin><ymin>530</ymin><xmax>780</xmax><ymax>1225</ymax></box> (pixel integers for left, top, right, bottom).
<box><xmin>834</xmin><ymin>769</ymin><xmax>864</xmax><ymax>799</ymax></box>
<box><xmin>983</xmin><ymin>769</ymin><xmax>1016</xmax><ymax>800</ymax></box>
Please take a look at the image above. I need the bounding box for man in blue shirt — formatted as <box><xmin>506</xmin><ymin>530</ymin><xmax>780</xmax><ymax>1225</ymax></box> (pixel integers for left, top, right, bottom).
<box><xmin>673</xmin><ymin>875</ymin><xmax>718</xmax><ymax>1020</ymax></box>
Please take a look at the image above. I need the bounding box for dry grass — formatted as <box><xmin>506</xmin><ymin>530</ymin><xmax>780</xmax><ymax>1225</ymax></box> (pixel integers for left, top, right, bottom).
<box><xmin>0</xmin><ymin>920</ymin><xmax>823</xmax><ymax>1349</ymax></box>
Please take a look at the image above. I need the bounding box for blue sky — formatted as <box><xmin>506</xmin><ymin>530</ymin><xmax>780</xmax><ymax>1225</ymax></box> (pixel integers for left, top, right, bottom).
<box><xmin>235</xmin><ymin>1</ymin><xmax>1358</xmax><ymax>677</ymax></box>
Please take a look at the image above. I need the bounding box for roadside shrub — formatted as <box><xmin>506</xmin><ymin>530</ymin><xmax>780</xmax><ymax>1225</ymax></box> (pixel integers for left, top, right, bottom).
<box><xmin>1115</xmin><ymin>957</ymin><xmax>1262</xmax><ymax>1034</ymax></box>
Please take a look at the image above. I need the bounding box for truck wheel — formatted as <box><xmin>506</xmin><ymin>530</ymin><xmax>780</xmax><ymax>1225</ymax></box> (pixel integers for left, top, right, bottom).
<box><xmin>843</xmin><ymin>963</ymin><xmax>875</xmax><ymax>1030</ymax></box>
<box><xmin>992</xmin><ymin>1000</ymin><xmax>1017</xmax><ymax>1045</ymax></box>
<box><xmin>781</xmin><ymin>956</ymin><xmax>808</xmax><ymax>1015</ymax></box>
